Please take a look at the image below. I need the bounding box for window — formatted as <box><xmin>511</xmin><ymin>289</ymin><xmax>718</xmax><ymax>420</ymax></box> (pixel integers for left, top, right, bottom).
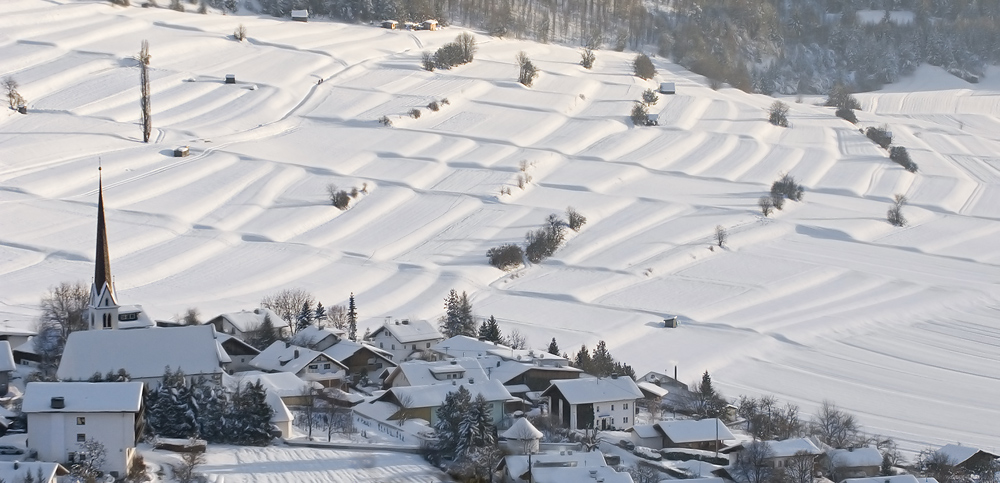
<box><xmin>68</xmin><ymin>452</ymin><xmax>76</xmax><ymax>463</ymax></box>
<box><xmin>323</xmin><ymin>363</ymin><xmax>331</xmax><ymax>370</ymax></box>
<box><xmin>596</xmin><ymin>406</ymin><xmax>600</xmax><ymax>412</ymax></box>
<box><xmin>426</xmin><ymin>342</ymin><xmax>431</xmax><ymax>348</ymax></box>
<box><xmin>624</xmin><ymin>403</ymin><xmax>628</xmax><ymax>410</ymax></box>
<box><xmin>118</xmin><ymin>312</ymin><xmax>138</xmax><ymax>321</ymax></box>
<box><xmin>392</xmin><ymin>344</ymin><xmax>395</xmax><ymax>350</ymax></box>
<box><xmin>611</xmin><ymin>404</ymin><xmax>614</xmax><ymax>411</ymax></box>
<box><xmin>412</xmin><ymin>344</ymin><xmax>417</xmax><ymax>350</ymax></box>
<box><xmin>77</xmin><ymin>434</ymin><xmax>86</xmax><ymax>442</ymax></box>
<box><xmin>380</xmin><ymin>342</ymin><xmax>383</xmax><ymax>348</ymax></box>
<box><xmin>77</xmin><ymin>417</ymin><xmax>86</xmax><ymax>425</ymax></box>
<box><xmin>102</xmin><ymin>314</ymin><xmax>112</xmax><ymax>329</ymax></box>
<box><xmin>308</xmin><ymin>364</ymin><xmax>318</xmax><ymax>371</ymax></box>
<box><xmin>624</xmin><ymin>416</ymin><xmax>628</xmax><ymax>423</ymax></box>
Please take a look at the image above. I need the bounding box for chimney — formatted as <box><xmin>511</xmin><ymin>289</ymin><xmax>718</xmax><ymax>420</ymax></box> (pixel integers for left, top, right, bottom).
<box><xmin>395</xmin><ymin>320</ymin><xmax>399</xmax><ymax>325</ymax></box>
<box><xmin>611</xmin><ymin>373</ymin><xmax>618</xmax><ymax>379</ymax></box>
<box><xmin>51</xmin><ymin>397</ymin><xmax>65</xmax><ymax>409</ymax></box>
<box><xmin>450</xmin><ymin>360</ymin><xmax>457</xmax><ymax>365</ymax></box>
<box><xmin>469</xmin><ymin>378</ymin><xmax>475</xmax><ymax>384</ymax></box>
<box><xmin>402</xmin><ymin>319</ymin><xmax>409</xmax><ymax>325</ymax></box>
<box><xmin>674</xmin><ymin>365</ymin><xmax>678</xmax><ymax>381</ymax></box>
<box><xmin>293</xmin><ymin>349</ymin><xmax>300</xmax><ymax>358</ymax></box>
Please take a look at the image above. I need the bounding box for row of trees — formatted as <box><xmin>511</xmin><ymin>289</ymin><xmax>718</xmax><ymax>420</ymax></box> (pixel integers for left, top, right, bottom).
<box><xmin>487</xmin><ymin>207</ymin><xmax>586</xmax><ymax>271</ymax></box>
<box><xmin>572</xmin><ymin>340</ymin><xmax>635</xmax><ymax>378</ymax></box>
<box><xmin>145</xmin><ymin>368</ymin><xmax>274</xmax><ymax>446</ymax></box>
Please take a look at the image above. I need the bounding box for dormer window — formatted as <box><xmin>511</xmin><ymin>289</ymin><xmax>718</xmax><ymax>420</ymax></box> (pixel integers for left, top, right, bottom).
<box><xmin>119</xmin><ymin>312</ymin><xmax>138</xmax><ymax>321</ymax></box>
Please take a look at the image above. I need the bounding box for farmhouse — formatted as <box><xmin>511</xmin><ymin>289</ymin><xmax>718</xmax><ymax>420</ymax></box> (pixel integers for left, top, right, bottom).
<box><xmin>251</xmin><ymin>341</ymin><xmax>348</xmax><ymax>388</ymax></box>
<box><xmin>207</xmin><ymin>308</ymin><xmax>290</xmax><ymax>342</ymax></box>
<box><xmin>215</xmin><ymin>333</ymin><xmax>260</xmax><ymax>373</ymax></box>
<box><xmin>383</xmin><ymin>357</ymin><xmax>487</xmax><ymax>389</ymax></box>
<box><xmin>658</xmin><ymin>418</ymin><xmax>734</xmax><ymax>450</ymax></box>
<box><xmin>291</xmin><ymin>325</ymin><xmax>347</xmax><ymax>351</ymax></box>
<box><xmin>320</xmin><ymin>338</ymin><xmax>395</xmax><ymax>383</ymax></box>
<box><xmin>368</xmin><ymin>319</ymin><xmax>443</xmax><ymax>362</ymax></box>
<box><xmin>541</xmin><ymin>375</ymin><xmax>643</xmax><ymax>430</ymax></box>
<box><xmin>23</xmin><ymin>382</ymin><xmax>144</xmax><ymax>479</ymax></box>
<box><xmin>828</xmin><ymin>447</ymin><xmax>883</xmax><ymax>479</ymax></box>
<box><xmin>372</xmin><ymin>378</ymin><xmax>512</xmax><ymax>426</ymax></box>
<box><xmin>936</xmin><ymin>444</ymin><xmax>998</xmax><ymax>472</ymax></box>
<box><xmin>57</xmin><ymin>325</ymin><xmax>228</xmax><ymax>387</ymax></box>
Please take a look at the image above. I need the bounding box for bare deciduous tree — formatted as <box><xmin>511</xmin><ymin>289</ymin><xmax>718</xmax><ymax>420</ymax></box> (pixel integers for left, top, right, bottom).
<box><xmin>505</xmin><ymin>329</ymin><xmax>528</xmax><ymax>349</ymax></box>
<box><xmin>139</xmin><ymin>40</ymin><xmax>152</xmax><ymax>143</ymax></box>
<box><xmin>811</xmin><ymin>400</ymin><xmax>859</xmax><ymax>449</ymax></box>
<box><xmin>260</xmin><ymin>288</ymin><xmax>314</xmax><ymax>332</ymax></box>
<box><xmin>715</xmin><ymin>225</ymin><xmax>728</xmax><ymax>248</ymax></box>
<box><xmin>758</xmin><ymin>196</ymin><xmax>773</xmax><ymax>217</ymax></box>
<box><xmin>171</xmin><ymin>438</ymin><xmax>205</xmax><ymax>483</ymax></box>
<box><xmin>3</xmin><ymin>77</ymin><xmax>25</xmax><ymax>110</ymax></box>
<box><xmin>731</xmin><ymin>440</ymin><xmax>774</xmax><ymax>483</ymax></box>
<box><xmin>887</xmin><ymin>194</ymin><xmax>907</xmax><ymax>227</ymax></box>
<box><xmin>627</xmin><ymin>462</ymin><xmax>664</xmax><ymax>483</ymax></box>
<box><xmin>40</xmin><ymin>281</ymin><xmax>90</xmax><ymax>341</ymax></box>
<box><xmin>516</xmin><ymin>51</ymin><xmax>539</xmax><ymax>87</ymax></box>
<box><xmin>782</xmin><ymin>450</ymin><xmax>816</xmax><ymax>483</ymax></box>
<box><xmin>234</xmin><ymin>24</ymin><xmax>247</xmax><ymax>41</ymax></box>
<box><xmin>325</xmin><ymin>304</ymin><xmax>347</xmax><ymax>329</ymax></box>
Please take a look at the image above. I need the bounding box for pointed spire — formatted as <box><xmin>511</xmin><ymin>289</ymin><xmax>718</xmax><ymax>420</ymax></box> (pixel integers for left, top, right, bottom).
<box><xmin>94</xmin><ymin>167</ymin><xmax>114</xmax><ymax>300</ymax></box>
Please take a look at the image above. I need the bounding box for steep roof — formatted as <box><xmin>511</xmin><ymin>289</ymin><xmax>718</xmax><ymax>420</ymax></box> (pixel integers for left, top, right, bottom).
<box><xmin>829</xmin><ymin>447</ymin><xmax>883</xmax><ymax>467</ymax></box>
<box><xmin>541</xmin><ymin>376</ymin><xmax>643</xmax><ymax>405</ymax></box>
<box><xmin>0</xmin><ymin>341</ymin><xmax>15</xmax><ymax>372</ymax></box>
<box><xmin>371</xmin><ymin>320</ymin><xmax>443</xmax><ymax>343</ymax></box>
<box><xmin>765</xmin><ymin>438</ymin><xmax>823</xmax><ymax>458</ymax></box>
<box><xmin>321</xmin><ymin>339</ymin><xmax>394</xmax><ymax>366</ymax></box>
<box><xmin>292</xmin><ymin>325</ymin><xmax>346</xmax><ymax>346</ymax></box>
<box><xmin>0</xmin><ymin>462</ymin><xmax>64</xmax><ymax>482</ymax></box>
<box><xmin>22</xmin><ymin>382</ymin><xmax>143</xmax><ymax>413</ymax></box>
<box><xmin>226</xmin><ymin>371</ymin><xmax>320</xmax><ymax>398</ymax></box>
<box><xmin>502</xmin><ymin>417</ymin><xmax>543</xmax><ymax>439</ymax></box>
<box><xmin>211</xmin><ymin>308</ymin><xmax>288</xmax><ymax>333</ymax></box>
<box><xmin>637</xmin><ymin>381</ymin><xmax>668</xmax><ymax>398</ymax></box>
<box><xmin>251</xmin><ymin>341</ymin><xmax>347</xmax><ymax>375</ymax></box>
<box><xmin>657</xmin><ymin>419</ymin><xmax>735</xmax><ymax>444</ymax></box>
<box><xmin>93</xmin><ymin>169</ymin><xmax>114</xmax><ymax>303</ymax></box>
<box><xmin>388</xmin><ymin>358</ymin><xmax>488</xmax><ymax>387</ymax></box>
<box><xmin>631</xmin><ymin>423</ymin><xmax>661</xmax><ymax>439</ymax></box>
<box><xmin>375</xmin><ymin>379</ymin><xmax>512</xmax><ymax>408</ymax></box>
<box><xmin>57</xmin><ymin>325</ymin><xmax>226</xmax><ymax>381</ymax></box>
<box><xmin>216</xmin><ymin>333</ymin><xmax>260</xmax><ymax>356</ymax></box>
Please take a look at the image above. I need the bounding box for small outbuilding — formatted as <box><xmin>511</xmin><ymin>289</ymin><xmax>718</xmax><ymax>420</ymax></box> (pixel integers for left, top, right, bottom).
<box><xmin>225</xmin><ymin>74</ymin><xmax>236</xmax><ymax>84</ymax></box>
<box><xmin>17</xmin><ymin>105</ymin><xmax>27</xmax><ymax>114</ymax></box>
<box><xmin>664</xmin><ymin>316</ymin><xmax>679</xmax><ymax>328</ymax></box>
<box><xmin>381</xmin><ymin>20</ymin><xmax>398</xmax><ymax>29</ymax></box>
<box><xmin>291</xmin><ymin>9</ymin><xmax>308</xmax><ymax>22</ymax></box>
<box><xmin>502</xmin><ymin>416</ymin><xmax>543</xmax><ymax>454</ymax></box>
<box><xmin>659</xmin><ymin>82</ymin><xmax>676</xmax><ymax>94</ymax></box>
<box><xmin>173</xmin><ymin>146</ymin><xmax>189</xmax><ymax>157</ymax></box>
<box><xmin>420</xmin><ymin>19</ymin><xmax>438</xmax><ymax>31</ymax></box>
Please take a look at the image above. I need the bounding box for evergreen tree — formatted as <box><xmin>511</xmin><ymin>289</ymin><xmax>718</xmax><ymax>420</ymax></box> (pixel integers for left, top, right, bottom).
<box><xmin>477</xmin><ymin>315</ymin><xmax>502</xmax><ymax>342</ymax></box>
<box><xmin>314</xmin><ymin>302</ymin><xmax>327</xmax><ymax>327</ymax></box>
<box><xmin>439</xmin><ymin>290</ymin><xmax>476</xmax><ymax>338</ymax></box>
<box><xmin>237</xmin><ymin>381</ymin><xmax>274</xmax><ymax>446</ymax></box>
<box><xmin>547</xmin><ymin>337</ymin><xmax>559</xmax><ymax>356</ymax></box>
<box><xmin>296</xmin><ymin>300</ymin><xmax>313</xmax><ymax>333</ymax></box>
<box><xmin>574</xmin><ymin>345</ymin><xmax>592</xmax><ymax>373</ymax></box>
<box><xmin>433</xmin><ymin>386</ymin><xmax>472</xmax><ymax>458</ymax></box>
<box><xmin>347</xmin><ymin>293</ymin><xmax>358</xmax><ymax>341</ymax></box>
<box><xmin>458</xmin><ymin>393</ymin><xmax>494</xmax><ymax>457</ymax></box>
<box><xmin>191</xmin><ymin>377</ymin><xmax>227</xmax><ymax>443</ymax></box>
<box><xmin>457</xmin><ymin>291</ymin><xmax>475</xmax><ymax>336</ymax></box>
<box><xmin>591</xmin><ymin>340</ymin><xmax>614</xmax><ymax>377</ymax></box>
<box><xmin>695</xmin><ymin>370</ymin><xmax>727</xmax><ymax>419</ymax></box>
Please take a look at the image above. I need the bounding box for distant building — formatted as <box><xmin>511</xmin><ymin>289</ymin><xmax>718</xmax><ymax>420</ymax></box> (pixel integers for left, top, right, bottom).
<box><xmin>23</xmin><ymin>382</ymin><xmax>144</xmax><ymax>479</ymax></box>
<box><xmin>250</xmin><ymin>341</ymin><xmax>348</xmax><ymax>388</ymax></box>
<box><xmin>541</xmin><ymin>376</ymin><xmax>643</xmax><ymax>430</ymax></box>
<box><xmin>207</xmin><ymin>308</ymin><xmax>290</xmax><ymax>342</ymax></box>
<box><xmin>0</xmin><ymin>341</ymin><xmax>15</xmax><ymax>396</ymax></box>
<box><xmin>372</xmin><ymin>379</ymin><xmax>512</xmax><ymax>426</ymax></box>
<box><xmin>828</xmin><ymin>447</ymin><xmax>883</xmax><ymax>479</ymax></box>
<box><xmin>658</xmin><ymin>418</ymin><xmax>735</xmax><ymax>450</ymax></box>
<box><xmin>497</xmin><ymin>449</ymin><xmax>634</xmax><ymax>483</ymax></box>
<box><xmin>381</xmin><ymin>20</ymin><xmax>398</xmax><ymax>29</ymax></box>
<box><xmin>420</xmin><ymin>19</ymin><xmax>438</xmax><ymax>30</ymax></box>
<box><xmin>0</xmin><ymin>462</ymin><xmax>66</xmax><ymax>483</ymax></box>
<box><xmin>368</xmin><ymin>319</ymin><xmax>444</xmax><ymax>362</ymax></box>
<box><xmin>936</xmin><ymin>444</ymin><xmax>998</xmax><ymax>473</ymax></box>
<box><xmin>291</xmin><ymin>9</ymin><xmax>308</xmax><ymax>21</ymax></box>
<box><xmin>215</xmin><ymin>333</ymin><xmax>260</xmax><ymax>373</ymax></box>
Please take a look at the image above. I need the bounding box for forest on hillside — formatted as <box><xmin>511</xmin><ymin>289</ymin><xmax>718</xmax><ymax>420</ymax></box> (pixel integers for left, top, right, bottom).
<box><xmin>240</xmin><ymin>0</ymin><xmax>1000</xmax><ymax>94</ymax></box>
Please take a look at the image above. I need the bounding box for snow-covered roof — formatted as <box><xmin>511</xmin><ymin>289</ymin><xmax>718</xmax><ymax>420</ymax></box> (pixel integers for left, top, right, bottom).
<box><xmin>251</xmin><ymin>341</ymin><xmax>347</xmax><ymax>375</ymax></box>
<box><xmin>117</xmin><ymin>304</ymin><xmax>156</xmax><ymax>329</ymax></box>
<box><xmin>57</xmin><ymin>325</ymin><xmax>226</xmax><ymax>381</ymax></box>
<box><xmin>376</xmin><ymin>379</ymin><xmax>512</xmax><ymax>408</ymax></box>
<box><xmin>843</xmin><ymin>475</ymin><xmax>927</xmax><ymax>483</ymax></box>
<box><xmin>226</xmin><ymin>371</ymin><xmax>320</xmax><ymax>398</ymax></box>
<box><xmin>431</xmin><ymin>335</ymin><xmax>570</xmax><ymax>366</ymax></box>
<box><xmin>631</xmin><ymin>423</ymin><xmax>661</xmax><ymax>439</ymax></box>
<box><xmin>22</xmin><ymin>382</ymin><xmax>143</xmax><ymax>413</ymax></box>
<box><xmin>388</xmin><ymin>358</ymin><xmax>488</xmax><ymax>387</ymax></box>
<box><xmin>637</xmin><ymin>381</ymin><xmax>668</xmax><ymax>398</ymax></box>
<box><xmin>936</xmin><ymin>444</ymin><xmax>997</xmax><ymax>465</ymax></box>
<box><xmin>0</xmin><ymin>327</ymin><xmax>35</xmax><ymax>337</ymax></box>
<box><xmin>221</xmin><ymin>373</ymin><xmax>293</xmax><ymax>423</ymax></box>
<box><xmin>13</xmin><ymin>337</ymin><xmax>35</xmax><ymax>355</ymax></box>
<box><xmin>371</xmin><ymin>320</ymin><xmax>443</xmax><ymax>343</ymax></box>
<box><xmin>215</xmin><ymin>333</ymin><xmax>260</xmax><ymax>355</ymax></box>
<box><xmin>765</xmin><ymin>438</ymin><xmax>823</xmax><ymax>458</ymax></box>
<box><xmin>657</xmin><ymin>419</ymin><xmax>735</xmax><ymax>444</ymax></box>
<box><xmin>542</xmin><ymin>376</ymin><xmax>643</xmax><ymax>405</ymax></box>
<box><xmin>502</xmin><ymin>451</ymin><xmax>632</xmax><ymax>483</ymax></box>
<box><xmin>292</xmin><ymin>325</ymin><xmax>345</xmax><ymax>347</ymax></box>
<box><xmin>0</xmin><ymin>462</ymin><xmax>62</xmax><ymax>482</ymax></box>
<box><xmin>502</xmin><ymin>417</ymin><xmax>542</xmax><ymax>439</ymax></box>
<box><xmin>321</xmin><ymin>339</ymin><xmax>393</xmax><ymax>365</ymax></box>
<box><xmin>0</xmin><ymin>342</ymin><xmax>15</xmax><ymax>372</ymax></box>
<box><xmin>211</xmin><ymin>308</ymin><xmax>288</xmax><ymax>333</ymax></box>
<box><xmin>829</xmin><ymin>447</ymin><xmax>883</xmax><ymax>467</ymax></box>
<box><xmin>291</xmin><ymin>9</ymin><xmax>308</xmax><ymax>17</ymax></box>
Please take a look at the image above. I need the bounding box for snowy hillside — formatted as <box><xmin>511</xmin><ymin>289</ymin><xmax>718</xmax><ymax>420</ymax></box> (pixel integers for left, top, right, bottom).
<box><xmin>1</xmin><ymin>0</ymin><xmax>998</xmax><ymax>454</ymax></box>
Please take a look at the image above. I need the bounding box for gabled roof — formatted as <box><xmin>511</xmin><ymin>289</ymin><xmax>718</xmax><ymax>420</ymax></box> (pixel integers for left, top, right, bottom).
<box><xmin>937</xmin><ymin>444</ymin><xmax>997</xmax><ymax>465</ymax></box>
<box><xmin>57</xmin><ymin>325</ymin><xmax>226</xmax><ymax>381</ymax></box>
<box><xmin>251</xmin><ymin>341</ymin><xmax>348</xmax><ymax>375</ymax></box>
<box><xmin>23</xmin><ymin>382</ymin><xmax>143</xmax><ymax>413</ymax></box>
<box><xmin>764</xmin><ymin>438</ymin><xmax>823</xmax><ymax>458</ymax></box>
<box><xmin>0</xmin><ymin>462</ymin><xmax>65</xmax><ymax>482</ymax></box>
<box><xmin>321</xmin><ymin>339</ymin><xmax>394</xmax><ymax>366</ymax></box>
<box><xmin>657</xmin><ymin>418</ymin><xmax>735</xmax><ymax>444</ymax></box>
<box><xmin>226</xmin><ymin>371</ymin><xmax>320</xmax><ymax>398</ymax></box>
<box><xmin>387</xmin><ymin>358</ymin><xmax>488</xmax><ymax>387</ymax></box>
<box><xmin>209</xmin><ymin>308</ymin><xmax>288</xmax><ymax>333</ymax></box>
<box><xmin>375</xmin><ymin>379</ymin><xmax>512</xmax><ymax>409</ymax></box>
<box><xmin>216</xmin><ymin>333</ymin><xmax>260</xmax><ymax>356</ymax></box>
<box><xmin>637</xmin><ymin>381</ymin><xmax>668</xmax><ymax>398</ymax></box>
<box><xmin>631</xmin><ymin>423</ymin><xmax>661</xmax><ymax>439</ymax></box>
<box><xmin>292</xmin><ymin>325</ymin><xmax>346</xmax><ymax>348</ymax></box>
<box><xmin>829</xmin><ymin>447</ymin><xmax>883</xmax><ymax>467</ymax></box>
<box><xmin>13</xmin><ymin>337</ymin><xmax>35</xmax><ymax>355</ymax></box>
<box><xmin>502</xmin><ymin>417</ymin><xmax>543</xmax><ymax>439</ymax></box>
<box><xmin>370</xmin><ymin>320</ymin><xmax>443</xmax><ymax>343</ymax></box>
<box><xmin>501</xmin><ymin>451</ymin><xmax>632</xmax><ymax>483</ymax></box>
<box><xmin>541</xmin><ymin>376</ymin><xmax>643</xmax><ymax>405</ymax></box>
<box><xmin>0</xmin><ymin>341</ymin><xmax>15</xmax><ymax>372</ymax></box>
<box><xmin>431</xmin><ymin>336</ymin><xmax>569</xmax><ymax>365</ymax></box>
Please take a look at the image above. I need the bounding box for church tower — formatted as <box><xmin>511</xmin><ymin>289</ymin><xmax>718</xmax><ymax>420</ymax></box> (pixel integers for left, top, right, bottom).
<box><xmin>89</xmin><ymin>168</ymin><xmax>120</xmax><ymax>330</ymax></box>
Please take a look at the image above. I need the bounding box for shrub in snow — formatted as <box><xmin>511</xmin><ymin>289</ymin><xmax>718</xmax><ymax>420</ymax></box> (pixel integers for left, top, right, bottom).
<box><xmin>409</xmin><ymin>108</ymin><xmax>421</xmax><ymax>119</ymax></box>
<box><xmin>633</xmin><ymin>53</ymin><xmax>656</xmax><ymax>80</ymax></box>
<box><xmin>378</xmin><ymin>116</ymin><xmax>392</xmax><ymax>127</ymax></box>
<box><xmin>890</xmin><ymin>146</ymin><xmax>918</xmax><ymax>172</ymax></box>
<box><xmin>836</xmin><ymin>108</ymin><xmax>858</xmax><ymax>124</ymax></box>
<box><xmin>630</xmin><ymin>102</ymin><xmax>649</xmax><ymax>126</ymax></box>
<box><xmin>487</xmin><ymin>243</ymin><xmax>524</xmax><ymax>271</ymax></box>
<box><xmin>768</xmin><ymin>101</ymin><xmax>789</xmax><ymax>127</ymax></box>
<box><xmin>516</xmin><ymin>51</ymin><xmax>539</xmax><ymax>87</ymax></box>
<box><xmin>771</xmin><ymin>174</ymin><xmax>804</xmax><ymax>203</ymax></box>
<box><xmin>525</xmin><ymin>214</ymin><xmax>565</xmax><ymax>263</ymax></box>
<box><xmin>433</xmin><ymin>33</ymin><xmax>476</xmax><ymax>70</ymax></box>
<box><xmin>421</xmin><ymin>51</ymin><xmax>435</xmax><ymax>71</ymax></box>
<box><xmin>866</xmin><ymin>126</ymin><xmax>892</xmax><ymax>149</ymax></box>
<box><xmin>169</xmin><ymin>0</ymin><xmax>184</xmax><ymax>11</ymax></box>
<box><xmin>641</xmin><ymin>88</ymin><xmax>659</xmax><ymax>107</ymax></box>
<box><xmin>428</xmin><ymin>100</ymin><xmax>440</xmax><ymax>111</ymax></box>
<box><xmin>826</xmin><ymin>84</ymin><xmax>861</xmax><ymax>111</ymax></box>
<box><xmin>758</xmin><ymin>195</ymin><xmax>774</xmax><ymax>217</ymax></box>
<box><xmin>715</xmin><ymin>225</ymin><xmax>728</xmax><ymax>248</ymax></box>
<box><xmin>566</xmin><ymin>206</ymin><xmax>586</xmax><ymax>231</ymax></box>
<box><xmin>234</xmin><ymin>24</ymin><xmax>247</xmax><ymax>41</ymax></box>
<box><xmin>887</xmin><ymin>194</ymin><xmax>907</xmax><ymax>227</ymax></box>
<box><xmin>580</xmin><ymin>48</ymin><xmax>596</xmax><ymax>69</ymax></box>
<box><xmin>327</xmin><ymin>184</ymin><xmax>352</xmax><ymax>210</ymax></box>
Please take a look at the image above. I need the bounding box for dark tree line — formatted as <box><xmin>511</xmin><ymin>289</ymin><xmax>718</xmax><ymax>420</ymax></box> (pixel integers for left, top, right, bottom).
<box><xmin>573</xmin><ymin>340</ymin><xmax>635</xmax><ymax>378</ymax></box>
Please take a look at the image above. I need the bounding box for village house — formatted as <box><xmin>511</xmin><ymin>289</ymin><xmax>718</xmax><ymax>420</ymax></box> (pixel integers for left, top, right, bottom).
<box><xmin>294</xmin><ymin>325</ymin><xmax>396</xmax><ymax>383</ymax></box>
<box><xmin>250</xmin><ymin>341</ymin><xmax>348</xmax><ymax>388</ymax></box>
<box><xmin>936</xmin><ymin>444</ymin><xmax>998</xmax><ymax>473</ymax></box>
<box><xmin>0</xmin><ymin>341</ymin><xmax>15</xmax><ymax>396</ymax></box>
<box><xmin>541</xmin><ymin>375</ymin><xmax>643</xmax><ymax>431</ymax></box>
<box><xmin>367</xmin><ymin>319</ymin><xmax>443</xmax><ymax>362</ymax></box>
<box><xmin>57</xmin><ymin>325</ymin><xmax>228</xmax><ymax>388</ymax></box>
<box><xmin>658</xmin><ymin>418</ymin><xmax>735</xmax><ymax>451</ymax></box>
<box><xmin>843</xmin><ymin>475</ymin><xmax>941</xmax><ymax>483</ymax></box>
<box><xmin>222</xmin><ymin>373</ymin><xmax>296</xmax><ymax>438</ymax></box>
<box><xmin>0</xmin><ymin>462</ymin><xmax>66</xmax><ymax>483</ymax></box>
<box><xmin>638</xmin><ymin>370</ymin><xmax>691</xmax><ymax>409</ymax></box>
<box><xmin>629</xmin><ymin>423</ymin><xmax>663</xmax><ymax>448</ymax></box>
<box><xmin>12</xmin><ymin>337</ymin><xmax>40</xmax><ymax>367</ymax></box>
<box><xmin>827</xmin><ymin>447</ymin><xmax>883</xmax><ymax>479</ymax></box>
<box><xmin>372</xmin><ymin>378</ymin><xmax>512</xmax><ymax>426</ymax></box>
<box><xmin>0</xmin><ymin>327</ymin><xmax>35</xmax><ymax>353</ymax></box>
<box><xmin>22</xmin><ymin>382</ymin><xmax>144</xmax><ymax>479</ymax></box>
<box><xmin>383</xmin><ymin>357</ymin><xmax>488</xmax><ymax>389</ymax></box>
<box><xmin>215</xmin><ymin>333</ymin><xmax>260</xmax><ymax>373</ymax></box>
<box><xmin>496</xmin><ymin>448</ymin><xmax>634</xmax><ymax>483</ymax></box>
<box><xmin>207</xmin><ymin>308</ymin><xmax>290</xmax><ymax>342</ymax></box>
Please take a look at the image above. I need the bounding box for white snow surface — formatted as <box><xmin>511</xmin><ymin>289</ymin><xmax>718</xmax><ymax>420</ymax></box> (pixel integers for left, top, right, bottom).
<box><xmin>1</xmin><ymin>0</ymin><xmax>999</xmax><ymax>455</ymax></box>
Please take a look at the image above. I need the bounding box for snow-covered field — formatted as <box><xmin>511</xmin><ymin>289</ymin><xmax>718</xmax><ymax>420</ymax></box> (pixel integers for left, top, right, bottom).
<box><xmin>1</xmin><ymin>0</ymin><xmax>998</xmax><ymax>456</ymax></box>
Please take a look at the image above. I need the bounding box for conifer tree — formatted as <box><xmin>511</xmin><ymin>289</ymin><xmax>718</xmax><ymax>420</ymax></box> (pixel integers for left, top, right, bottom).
<box><xmin>591</xmin><ymin>340</ymin><xmax>614</xmax><ymax>377</ymax></box>
<box><xmin>191</xmin><ymin>377</ymin><xmax>227</xmax><ymax>442</ymax></box>
<box><xmin>477</xmin><ymin>315</ymin><xmax>502</xmax><ymax>342</ymax></box>
<box><xmin>314</xmin><ymin>302</ymin><xmax>327</xmax><ymax>327</ymax></box>
<box><xmin>237</xmin><ymin>381</ymin><xmax>274</xmax><ymax>446</ymax></box>
<box><xmin>547</xmin><ymin>337</ymin><xmax>559</xmax><ymax>356</ymax></box>
<box><xmin>574</xmin><ymin>345</ymin><xmax>592</xmax><ymax>373</ymax></box>
<box><xmin>296</xmin><ymin>301</ymin><xmax>313</xmax><ymax>333</ymax></box>
<box><xmin>440</xmin><ymin>290</ymin><xmax>476</xmax><ymax>337</ymax></box>
<box><xmin>434</xmin><ymin>386</ymin><xmax>472</xmax><ymax>458</ymax></box>
<box><xmin>347</xmin><ymin>293</ymin><xmax>358</xmax><ymax>341</ymax></box>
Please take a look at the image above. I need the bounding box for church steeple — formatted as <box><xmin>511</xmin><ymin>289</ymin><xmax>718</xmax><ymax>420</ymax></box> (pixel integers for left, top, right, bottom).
<box><xmin>94</xmin><ymin>167</ymin><xmax>114</xmax><ymax>300</ymax></box>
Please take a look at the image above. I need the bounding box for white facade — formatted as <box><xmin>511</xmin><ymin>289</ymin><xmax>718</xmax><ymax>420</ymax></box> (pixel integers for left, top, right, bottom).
<box><xmin>552</xmin><ymin>397</ymin><xmax>636</xmax><ymax>430</ymax></box>
<box><xmin>29</xmin><ymin>412</ymin><xmax>136</xmax><ymax>477</ymax></box>
<box><xmin>369</xmin><ymin>320</ymin><xmax>443</xmax><ymax>362</ymax></box>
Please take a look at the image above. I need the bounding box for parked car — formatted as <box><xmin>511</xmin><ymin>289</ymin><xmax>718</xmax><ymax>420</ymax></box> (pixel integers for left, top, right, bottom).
<box><xmin>633</xmin><ymin>446</ymin><xmax>662</xmax><ymax>461</ymax></box>
<box><xmin>620</xmin><ymin>439</ymin><xmax>635</xmax><ymax>451</ymax></box>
